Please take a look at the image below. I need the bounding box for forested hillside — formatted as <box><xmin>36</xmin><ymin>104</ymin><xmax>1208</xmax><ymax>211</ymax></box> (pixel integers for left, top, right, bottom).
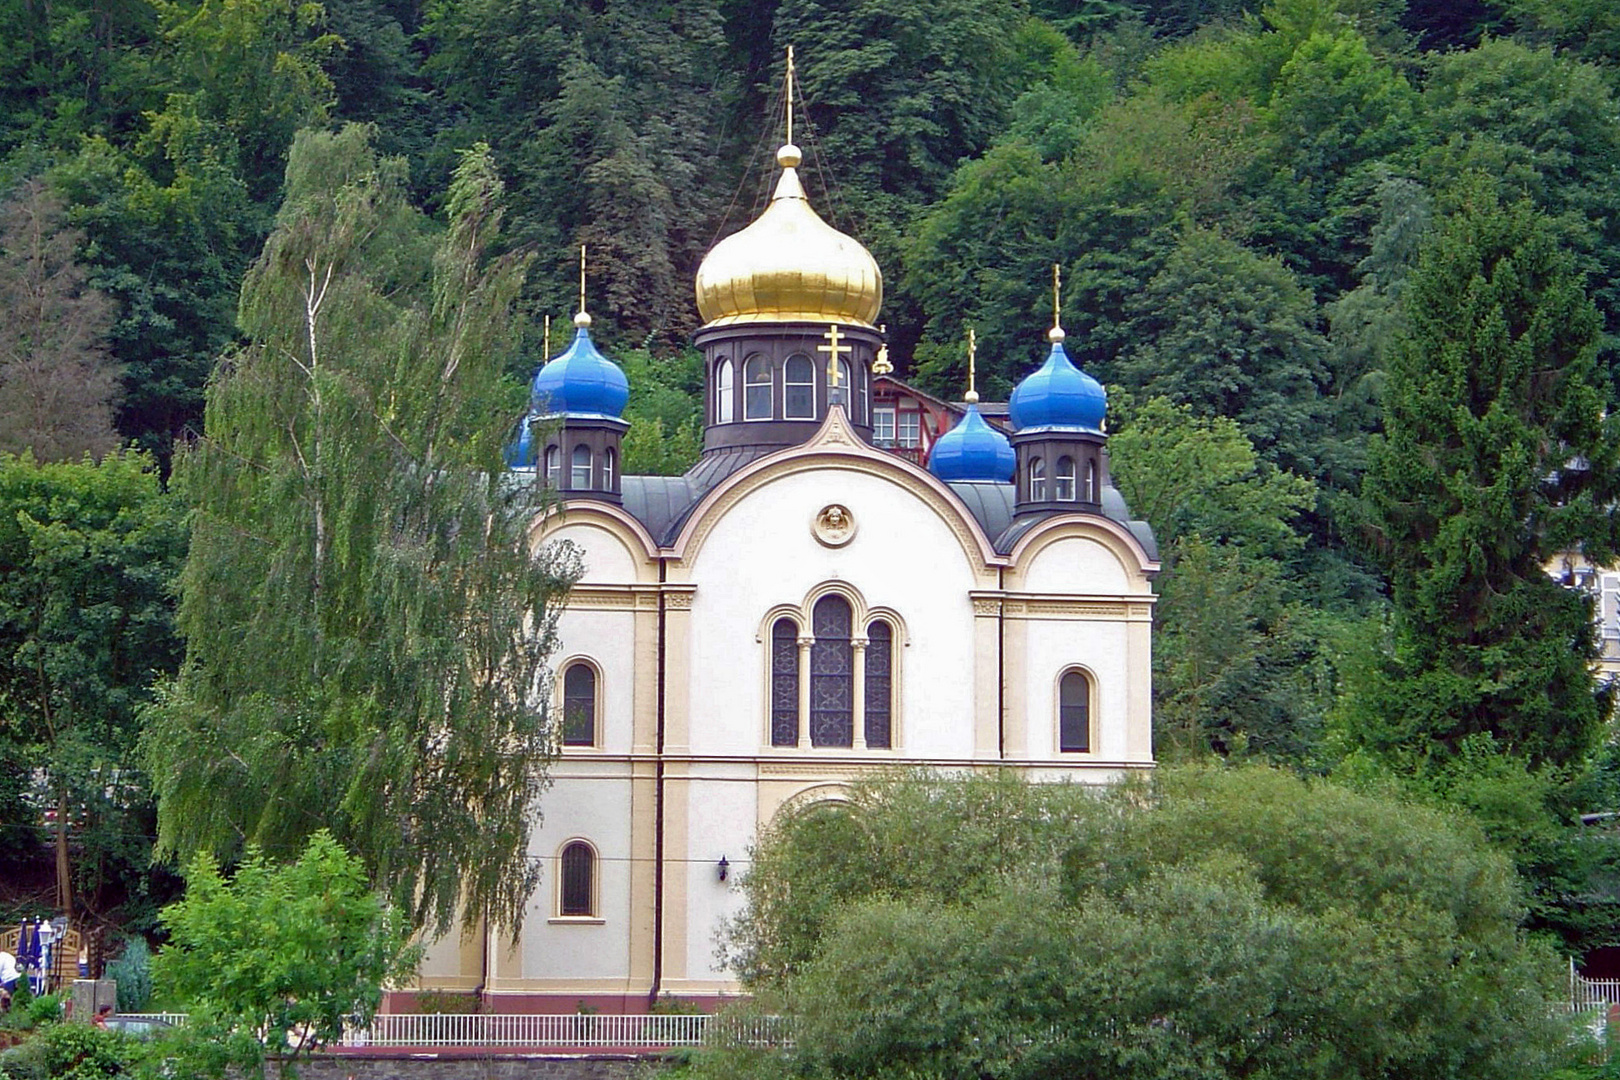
<box><xmin>3</xmin><ymin>0</ymin><xmax>1620</xmax><ymax>960</ymax></box>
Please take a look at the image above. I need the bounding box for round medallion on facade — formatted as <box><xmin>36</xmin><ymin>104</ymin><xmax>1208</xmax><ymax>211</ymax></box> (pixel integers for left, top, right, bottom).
<box><xmin>813</xmin><ymin>504</ymin><xmax>856</xmax><ymax>547</ymax></box>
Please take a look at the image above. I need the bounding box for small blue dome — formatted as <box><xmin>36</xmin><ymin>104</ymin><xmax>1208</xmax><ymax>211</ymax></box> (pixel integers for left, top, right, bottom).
<box><xmin>929</xmin><ymin>404</ymin><xmax>1015</xmax><ymax>483</ymax></box>
<box><xmin>1008</xmin><ymin>338</ymin><xmax>1106</xmax><ymax>433</ymax></box>
<box><xmin>504</xmin><ymin>414</ymin><xmax>537</xmax><ymax>469</ymax></box>
<box><xmin>530</xmin><ymin>326</ymin><xmax>629</xmax><ymax>418</ymax></box>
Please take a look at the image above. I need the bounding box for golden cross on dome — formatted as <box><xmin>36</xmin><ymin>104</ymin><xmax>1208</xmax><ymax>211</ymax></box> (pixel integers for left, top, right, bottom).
<box><xmin>786</xmin><ymin>45</ymin><xmax>796</xmax><ymax>147</ymax></box>
<box><xmin>819</xmin><ymin>323</ymin><xmax>851</xmax><ymax>388</ymax></box>
<box><xmin>966</xmin><ymin>327</ymin><xmax>979</xmax><ymax>404</ymax></box>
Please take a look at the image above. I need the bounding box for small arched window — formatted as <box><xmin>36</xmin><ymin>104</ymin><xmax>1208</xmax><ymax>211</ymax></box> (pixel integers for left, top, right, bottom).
<box><xmin>864</xmin><ymin>620</ymin><xmax>893</xmax><ymax>749</ymax></box>
<box><xmin>544</xmin><ymin>446</ymin><xmax>560</xmax><ymax>488</ymax></box>
<box><xmin>602</xmin><ymin>447</ymin><xmax>616</xmax><ymax>491</ymax></box>
<box><xmin>716</xmin><ymin>358</ymin><xmax>734</xmax><ymax>423</ymax></box>
<box><xmin>1059</xmin><ymin>670</ymin><xmax>1090</xmax><ymax>753</ymax></box>
<box><xmin>559</xmin><ymin>841</ymin><xmax>595</xmax><ymax>917</ymax></box>
<box><xmin>1030</xmin><ymin>457</ymin><xmax>1046</xmax><ymax>501</ymax></box>
<box><xmin>834</xmin><ymin>359</ymin><xmax>853</xmax><ymax>409</ymax></box>
<box><xmin>785</xmin><ymin>355</ymin><xmax>815</xmax><ymax>418</ymax></box>
<box><xmin>771</xmin><ymin>618</ymin><xmax>800</xmax><ymax>747</ymax></box>
<box><xmin>562</xmin><ymin>662</ymin><xmax>597</xmax><ymax>746</ymax></box>
<box><xmin>744</xmin><ymin>355</ymin><xmax>773</xmax><ymax>420</ymax></box>
<box><xmin>1085</xmin><ymin>460</ymin><xmax>1097</xmax><ymax>503</ymax></box>
<box><xmin>1055</xmin><ymin>457</ymin><xmax>1076</xmax><ymax>501</ymax></box>
<box><xmin>810</xmin><ymin>595</ymin><xmax>853</xmax><ymax>747</ymax></box>
<box><xmin>571</xmin><ymin>445</ymin><xmax>592</xmax><ymax>489</ymax></box>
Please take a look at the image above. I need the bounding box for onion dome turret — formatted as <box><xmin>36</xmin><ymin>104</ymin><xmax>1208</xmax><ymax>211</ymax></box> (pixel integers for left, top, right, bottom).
<box><xmin>929</xmin><ymin>328</ymin><xmax>1014</xmax><ymax>483</ymax></box>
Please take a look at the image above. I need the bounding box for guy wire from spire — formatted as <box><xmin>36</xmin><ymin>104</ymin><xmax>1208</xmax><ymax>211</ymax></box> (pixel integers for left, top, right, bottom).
<box><xmin>708</xmin><ymin>77</ymin><xmax>787</xmax><ymax>248</ymax></box>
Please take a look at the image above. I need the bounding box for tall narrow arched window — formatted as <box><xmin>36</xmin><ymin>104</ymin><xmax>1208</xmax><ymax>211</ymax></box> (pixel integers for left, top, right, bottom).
<box><xmin>603</xmin><ymin>448</ymin><xmax>616</xmax><ymax>491</ymax></box>
<box><xmin>571</xmin><ymin>445</ymin><xmax>592</xmax><ymax>488</ymax></box>
<box><xmin>864</xmin><ymin>620</ymin><xmax>893</xmax><ymax>749</ymax></box>
<box><xmin>1059</xmin><ymin>670</ymin><xmax>1090</xmax><ymax>752</ymax></box>
<box><xmin>544</xmin><ymin>446</ymin><xmax>561</xmax><ymax>488</ymax></box>
<box><xmin>1085</xmin><ymin>460</ymin><xmax>1097</xmax><ymax>503</ymax></box>
<box><xmin>562</xmin><ymin>662</ymin><xmax>596</xmax><ymax>746</ymax></box>
<box><xmin>810</xmin><ymin>595</ymin><xmax>853</xmax><ymax>747</ymax></box>
<box><xmin>785</xmin><ymin>355</ymin><xmax>815</xmax><ymax>418</ymax></box>
<box><xmin>1030</xmin><ymin>457</ymin><xmax>1046</xmax><ymax>501</ymax></box>
<box><xmin>716</xmin><ymin>358</ymin><xmax>734</xmax><ymax>423</ymax></box>
<box><xmin>744</xmin><ymin>355</ymin><xmax>773</xmax><ymax>419</ymax></box>
<box><xmin>771</xmin><ymin>618</ymin><xmax>800</xmax><ymax>747</ymax></box>
<box><xmin>1055</xmin><ymin>457</ymin><xmax>1076</xmax><ymax>501</ymax></box>
<box><xmin>834</xmin><ymin>359</ymin><xmax>853</xmax><ymax>410</ymax></box>
<box><xmin>559</xmin><ymin>841</ymin><xmax>595</xmax><ymax>917</ymax></box>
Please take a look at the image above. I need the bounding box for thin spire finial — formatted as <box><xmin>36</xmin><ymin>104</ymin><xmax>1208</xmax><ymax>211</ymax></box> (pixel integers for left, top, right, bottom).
<box><xmin>543</xmin><ymin>313</ymin><xmax>551</xmax><ymax>358</ymax></box>
<box><xmin>786</xmin><ymin>45</ymin><xmax>795</xmax><ymax>148</ymax></box>
<box><xmin>966</xmin><ymin>327</ymin><xmax>979</xmax><ymax>404</ymax></box>
<box><xmin>1049</xmin><ymin>262</ymin><xmax>1065</xmax><ymax>343</ymax></box>
<box><xmin>575</xmin><ymin>244</ymin><xmax>591</xmax><ymax>327</ymax></box>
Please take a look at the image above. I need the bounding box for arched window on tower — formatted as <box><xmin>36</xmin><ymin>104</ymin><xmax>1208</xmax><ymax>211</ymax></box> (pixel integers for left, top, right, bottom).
<box><xmin>1030</xmin><ymin>457</ymin><xmax>1046</xmax><ymax>501</ymax></box>
<box><xmin>771</xmin><ymin>618</ymin><xmax>800</xmax><ymax>747</ymax></box>
<box><xmin>544</xmin><ymin>446</ymin><xmax>560</xmax><ymax>488</ymax></box>
<box><xmin>562</xmin><ymin>662</ymin><xmax>597</xmax><ymax>746</ymax></box>
<box><xmin>810</xmin><ymin>595</ymin><xmax>853</xmax><ymax>747</ymax></box>
<box><xmin>716</xmin><ymin>358</ymin><xmax>734</xmax><ymax>423</ymax></box>
<box><xmin>1085</xmin><ymin>460</ymin><xmax>1097</xmax><ymax>503</ymax></box>
<box><xmin>865</xmin><ymin>619</ymin><xmax>893</xmax><ymax>748</ymax></box>
<box><xmin>1059</xmin><ymin>669</ymin><xmax>1091</xmax><ymax>752</ymax></box>
<box><xmin>745</xmin><ymin>355</ymin><xmax>773</xmax><ymax>420</ymax></box>
<box><xmin>834</xmin><ymin>359</ymin><xmax>853</xmax><ymax>414</ymax></box>
<box><xmin>603</xmin><ymin>447</ymin><xmax>616</xmax><ymax>491</ymax></box>
<box><xmin>785</xmin><ymin>355</ymin><xmax>815</xmax><ymax>418</ymax></box>
<box><xmin>571</xmin><ymin>445</ymin><xmax>592</xmax><ymax>488</ymax></box>
<box><xmin>1055</xmin><ymin>457</ymin><xmax>1076</xmax><ymax>501</ymax></box>
<box><xmin>558</xmin><ymin>841</ymin><xmax>595</xmax><ymax>917</ymax></box>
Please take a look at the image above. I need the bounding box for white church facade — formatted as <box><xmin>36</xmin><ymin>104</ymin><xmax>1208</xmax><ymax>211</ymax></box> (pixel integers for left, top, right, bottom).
<box><xmin>413</xmin><ymin>135</ymin><xmax>1159</xmax><ymax>1014</ymax></box>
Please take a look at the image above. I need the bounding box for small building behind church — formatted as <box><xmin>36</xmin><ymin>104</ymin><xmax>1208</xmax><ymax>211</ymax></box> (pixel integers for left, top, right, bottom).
<box><xmin>413</xmin><ymin>134</ymin><xmax>1159</xmax><ymax>1014</ymax></box>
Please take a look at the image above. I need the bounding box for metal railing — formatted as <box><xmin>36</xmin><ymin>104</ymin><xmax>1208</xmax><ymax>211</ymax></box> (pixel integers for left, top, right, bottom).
<box><xmin>339</xmin><ymin>1012</ymin><xmax>788</xmax><ymax>1049</ymax></box>
<box><xmin>118</xmin><ymin>1013</ymin><xmax>189</xmax><ymax>1026</ymax></box>
<box><xmin>1574</xmin><ymin>975</ymin><xmax>1620</xmax><ymax>1013</ymax></box>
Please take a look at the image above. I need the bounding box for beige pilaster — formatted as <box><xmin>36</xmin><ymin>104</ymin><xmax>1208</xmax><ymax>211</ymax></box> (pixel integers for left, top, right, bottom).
<box><xmin>851</xmin><ymin>637</ymin><xmax>867</xmax><ymax>750</ymax></box>
<box><xmin>796</xmin><ymin>637</ymin><xmax>812</xmax><ymax>748</ymax></box>
<box><xmin>971</xmin><ymin>594</ymin><xmax>1002</xmax><ymax>758</ymax></box>
<box><xmin>1001</xmin><ymin>602</ymin><xmax>1029</xmax><ymax>758</ymax></box>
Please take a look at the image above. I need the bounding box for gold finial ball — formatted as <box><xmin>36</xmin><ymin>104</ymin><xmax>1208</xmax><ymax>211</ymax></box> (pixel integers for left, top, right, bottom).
<box><xmin>1048</xmin><ymin>325</ymin><xmax>1066</xmax><ymax>343</ymax></box>
<box><xmin>965</xmin><ymin>389</ymin><xmax>980</xmax><ymax>404</ymax></box>
<box><xmin>574</xmin><ymin>311</ymin><xmax>592</xmax><ymax>328</ymax></box>
<box><xmin>777</xmin><ymin>143</ymin><xmax>803</xmax><ymax>168</ymax></box>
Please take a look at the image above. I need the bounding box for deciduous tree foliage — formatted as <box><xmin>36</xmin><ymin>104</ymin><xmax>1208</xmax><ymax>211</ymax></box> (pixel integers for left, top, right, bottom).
<box><xmin>716</xmin><ymin>768</ymin><xmax>1566</xmax><ymax>1080</ymax></box>
<box><xmin>155</xmin><ymin>830</ymin><xmax>417</xmax><ymax>1078</ymax></box>
<box><xmin>1351</xmin><ymin>186</ymin><xmax>1620</xmax><ymax>770</ymax></box>
<box><xmin>0</xmin><ymin>450</ymin><xmax>185</xmax><ymax>920</ymax></box>
<box><xmin>0</xmin><ymin>179</ymin><xmax>121</xmax><ymax>462</ymax></box>
<box><xmin>143</xmin><ymin>125</ymin><xmax>578</xmax><ymax>936</ymax></box>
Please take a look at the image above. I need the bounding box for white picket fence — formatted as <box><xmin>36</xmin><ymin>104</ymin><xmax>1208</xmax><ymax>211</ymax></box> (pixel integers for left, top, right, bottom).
<box><xmin>1573</xmin><ymin>974</ymin><xmax>1620</xmax><ymax>1013</ymax></box>
<box><xmin>340</xmin><ymin>1011</ymin><xmax>787</xmax><ymax>1049</ymax></box>
<box><xmin>121</xmin><ymin>1010</ymin><xmax>786</xmax><ymax>1049</ymax></box>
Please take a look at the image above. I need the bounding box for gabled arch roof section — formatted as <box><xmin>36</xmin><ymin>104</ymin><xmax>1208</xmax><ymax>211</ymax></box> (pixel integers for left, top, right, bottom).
<box><xmin>528</xmin><ymin>498</ymin><xmax>661</xmax><ymax>563</ymax></box>
<box><xmin>667</xmin><ymin>407</ymin><xmax>1005</xmax><ymax>568</ymax></box>
<box><xmin>1003</xmin><ymin>511</ymin><xmax>1161</xmax><ymax>582</ymax></box>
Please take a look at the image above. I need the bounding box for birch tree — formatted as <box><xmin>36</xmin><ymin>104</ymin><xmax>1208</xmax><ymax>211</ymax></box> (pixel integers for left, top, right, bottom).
<box><xmin>144</xmin><ymin>125</ymin><xmax>577</xmax><ymax>936</ymax></box>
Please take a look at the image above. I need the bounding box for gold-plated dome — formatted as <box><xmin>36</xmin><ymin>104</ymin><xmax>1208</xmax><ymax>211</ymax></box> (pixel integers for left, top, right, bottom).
<box><xmin>694</xmin><ymin>146</ymin><xmax>883</xmax><ymax>328</ymax></box>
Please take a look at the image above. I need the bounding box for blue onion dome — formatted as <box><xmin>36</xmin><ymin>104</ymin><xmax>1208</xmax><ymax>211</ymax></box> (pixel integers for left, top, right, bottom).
<box><xmin>930</xmin><ymin>402</ymin><xmax>1015</xmax><ymax>482</ymax></box>
<box><xmin>504</xmin><ymin>414</ymin><xmax>537</xmax><ymax>469</ymax></box>
<box><xmin>529</xmin><ymin>312</ymin><xmax>629</xmax><ymax>418</ymax></box>
<box><xmin>1007</xmin><ymin>327</ymin><xmax>1106</xmax><ymax>433</ymax></box>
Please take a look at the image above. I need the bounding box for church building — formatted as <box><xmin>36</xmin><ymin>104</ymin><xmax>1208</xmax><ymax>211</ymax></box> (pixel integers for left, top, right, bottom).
<box><xmin>415</xmin><ymin>130</ymin><xmax>1160</xmax><ymax>1014</ymax></box>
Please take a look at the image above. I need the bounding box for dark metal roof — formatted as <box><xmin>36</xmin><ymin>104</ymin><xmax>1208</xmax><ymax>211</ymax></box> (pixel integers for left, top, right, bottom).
<box><xmin>947</xmin><ymin>481</ymin><xmax>1017</xmax><ymax>542</ymax></box>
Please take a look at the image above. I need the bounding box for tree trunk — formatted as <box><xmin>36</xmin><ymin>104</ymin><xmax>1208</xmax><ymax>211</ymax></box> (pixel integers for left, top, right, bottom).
<box><xmin>55</xmin><ymin>784</ymin><xmax>72</xmax><ymax>920</ymax></box>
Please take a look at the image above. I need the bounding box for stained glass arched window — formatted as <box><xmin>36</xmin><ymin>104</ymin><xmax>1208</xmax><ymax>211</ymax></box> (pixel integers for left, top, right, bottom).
<box><xmin>771</xmin><ymin>618</ymin><xmax>799</xmax><ymax>747</ymax></box>
<box><xmin>559</xmin><ymin>841</ymin><xmax>595</xmax><ymax>917</ymax></box>
<box><xmin>864</xmin><ymin>620</ymin><xmax>893</xmax><ymax>748</ymax></box>
<box><xmin>810</xmin><ymin>595</ymin><xmax>853</xmax><ymax>747</ymax></box>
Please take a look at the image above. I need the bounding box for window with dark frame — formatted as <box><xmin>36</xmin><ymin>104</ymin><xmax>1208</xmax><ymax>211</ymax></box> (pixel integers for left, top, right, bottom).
<box><xmin>771</xmin><ymin>618</ymin><xmax>800</xmax><ymax>747</ymax></box>
<box><xmin>571</xmin><ymin>444</ymin><xmax>591</xmax><ymax>488</ymax></box>
<box><xmin>1056</xmin><ymin>456</ymin><xmax>1076</xmax><ymax>501</ymax></box>
<box><xmin>745</xmin><ymin>355</ymin><xmax>772</xmax><ymax>419</ymax></box>
<box><xmin>810</xmin><ymin>595</ymin><xmax>854</xmax><ymax>747</ymax></box>
<box><xmin>864</xmin><ymin>620</ymin><xmax>893</xmax><ymax>748</ymax></box>
<box><xmin>1059</xmin><ymin>670</ymin><xmax>1090</xmax><ymax>752</ymax></box>
<box><xmin>716</xmin><ymin>358</ymin><xmax>734</xmax><ymax>423</ymax></box>
<box><xmin>1030</xmin><ymin>457</ymin><xmax>1046</xmax><ymax>500</ymax></box>
<box><xmin>785</xmin><ymin>355</ymin><xmax>815</xmax><ymax>418</ymax></box>
<box><xmin>562</xmin><ymin>662</ymin><xmax>596</xmax><ymax>746</ymax></box>
<box><xmin>559</xmin><ymin>841</ymin><xmax>594</xmax><ymax>917</ymax></box>
<box><xmin>544</xmin><ymin>446</ymin><xmax>560</xmax><ymax>487</ymax></box>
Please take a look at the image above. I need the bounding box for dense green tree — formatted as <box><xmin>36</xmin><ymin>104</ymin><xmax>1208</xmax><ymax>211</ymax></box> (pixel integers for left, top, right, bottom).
<box><xmin>142</xmin><ymin>126</ymin><xmax>578</xmax><ymax>936</ymax></box>
<box><xmin>0</xmin><ymin>179</ymin><xmax>121</xmax><ymax>462</ymax></box>
<box><xmin>155</xmin><ymin>831</ymin><xmax>417</xmax><ymax>1079</ymax></box>
<box><xmin>717</xmin><ymin>768</ymin><xmax>1567</xmax><ymax>1080</ymax></box>
<box><xmin>0</xmin><ymin>450</ymin><xmax>186</xmax><ymax>919</ymax></box>
<box><xmin>1349</xmin><ymin>187</ymin><xmax>1620</xmax><ymax>771</ymax></box>
<box><xmin>619</xmin><ymin>347</ymin><xmax>703</xmax><ymax>476</ymax></box>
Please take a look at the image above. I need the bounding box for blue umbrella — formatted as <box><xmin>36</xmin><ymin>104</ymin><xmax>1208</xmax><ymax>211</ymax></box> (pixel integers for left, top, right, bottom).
<box><xmin>18</xmin><ymin>920</ymin><xmax>39</xmax><ymax>971</ymax></box>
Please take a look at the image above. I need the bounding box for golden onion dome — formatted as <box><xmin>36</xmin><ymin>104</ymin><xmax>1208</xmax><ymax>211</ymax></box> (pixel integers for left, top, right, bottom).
<box><xmin>695</xmin><ymin>144</ymin><xmax>883</xmax><ymax>328</ymax></box>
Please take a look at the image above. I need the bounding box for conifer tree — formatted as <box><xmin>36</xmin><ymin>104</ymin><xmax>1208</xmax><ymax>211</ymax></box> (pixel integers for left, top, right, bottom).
<box><xmin>143</xmin><ymin>126</ymin><xmax>577</xmax><ymax>936</ymax></box>
<box><xmin>1351</xmin><ymin>185</ymin><xmax>1620</xmax><ymax>770</ymax></box>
